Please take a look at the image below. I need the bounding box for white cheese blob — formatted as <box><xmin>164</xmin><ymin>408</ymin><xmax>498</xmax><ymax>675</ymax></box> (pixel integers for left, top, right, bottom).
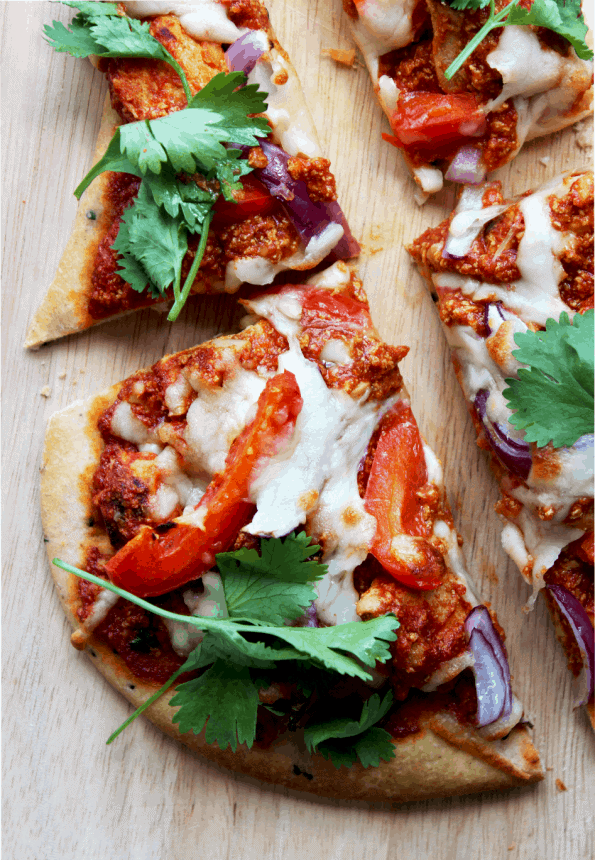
<box><xmin>164</xmin><ymin>573</ymin><xmax>227</xmax><ymax>656</ymax></box>
<box><xmin>349</xmin><ymin>0</ymin><xmax>418</xmax><ymax>80</ymax></box>
<box><xmin>413</xmin><ymin>166</ymin><xmax>444</xmax><ymax>195</ymax></box>
<box><xmin>223</xmin><ymin>223</ymin><xmax>345</xmax><ymax>291</ymax></box>
<box><xmin>247</xmin><ymin>55</ymin><xmax>322</xmax><ymax>158</ymax></box>
<box><xmin>486</xmin><ymin>27</ymin><xmax>565</xmax><ymax>111</ymax></box>
<box><xmin>122</xmin><ymin>1</ymin><xmax>242</xmax><ymax>43</ymax></box>
<box><xmin>183</xmin><ymin>365</ymin><xmax>268</xmax><ymax>476</ymax></box>
<box><xmin>79</xmin><ymin>588</ymin><xmax>120</xmax><ymax>634</ymax></box>
<box><xmin>110</xmin><ymin>401</ymin><xmax>158</xmax><ymax>446</ymax></box>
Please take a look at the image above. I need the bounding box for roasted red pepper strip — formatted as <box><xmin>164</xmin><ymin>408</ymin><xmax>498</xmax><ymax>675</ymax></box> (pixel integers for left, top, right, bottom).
<box><xmin>574</xmin><ymin>530</ymin><xmax>594</xmax><ymax>565</ymax></box>
<box><xmin>364</xmin><ymin>400</ymin><xmax>444</xmax><ymax>590</ymax></box>
<box><xmin>212</xmin><ymin>173</ymin><xmax>276</xmax><ymax>225</ymax></box>
<box><xmin>382</xmin><ymin>92</ymin><xmax>485</xmax><ymax>156</ymax></box>
<box><xmin>300</xmin><ymin>288</ymin><xmax>372</xmax><ymax>331</ymax></box>
<box><xmin>105</xmin><ymin>371</ymin><xmax>303</xmax><ymax>597</ymax></box>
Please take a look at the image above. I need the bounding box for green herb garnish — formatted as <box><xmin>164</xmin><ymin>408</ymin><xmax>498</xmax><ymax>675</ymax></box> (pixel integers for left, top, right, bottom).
<box><xmin>503</xmin><ymin>310</ymin><xmax>594</xmax><ymax>448</ymax></box>
<box><xmin>46</xmin><ymin>3</ymin><xmax>271</xmax><ymax>321</ymax></box>
<box><xmin>44</xmin><ymin>1</ymin><xmax>192</xmax><ymax>102</ymax></box>
<box><xmin>445</xmin><ymin>0</ymin><xmax>592</xmax><ymax>82</ymax></box>
<box><xmin>53</xmin><ymin>533</ymin><xmax>399</xmax><ymax>764</ymax></box>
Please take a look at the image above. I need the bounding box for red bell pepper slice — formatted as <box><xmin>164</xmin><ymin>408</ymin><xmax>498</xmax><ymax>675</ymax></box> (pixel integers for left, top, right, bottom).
<box><xmin>105</xmin><ymin>371</ymin><xmax>303</xmax><ymax>597</ymax></box>
<box><xmin>212</xmin><ymin>173</ymin><xmax>276</xmax><ymax>225</ymax></box>
<box><xmin>364</xmin><ymin>400</ymin><xmax>445</xmax><ymax>590</ymax></box>
<box><xmin>574</xmin><ymin>530</ymin><xmax>594</xmax><ymax>565</ymax></box>
<box><xmin>382</xmin><ymin>91</ymin><xmax>485</xmax><ymax>156</ymax></box>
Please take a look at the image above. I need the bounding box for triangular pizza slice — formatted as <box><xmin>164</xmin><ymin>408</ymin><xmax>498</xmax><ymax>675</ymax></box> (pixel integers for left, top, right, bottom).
<box><xmin>25</xmin><ymin>1</ymin><xmax>358</xmax><ymax>348</ymax></box>
<box><xmin>409</xmin><ymin>170</ymin><xmax>594</xmax><ymax>723</ymax></box>
<box><xmin>41</xmin><ymin>262</ymin><xmax>542</xmax><ymax>802</ymax></box>
<box><xmin>341</xmin><ymin>0</ymin><xmax>593</xmax><ymax>199</ymax></box>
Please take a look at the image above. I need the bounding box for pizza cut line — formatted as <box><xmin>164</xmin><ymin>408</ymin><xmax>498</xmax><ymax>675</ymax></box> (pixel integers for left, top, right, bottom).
<box><xmin>408</xmin><ymin>169</ymin><xmax>594</xmax><ymax>722</ymax></box>
<box><xmin>42</xmin><ymin>262</ymin><xmax>543</xmax><ymax>802</ymax></box>
<box><xmin>342</xmin><ymin>0</ymin><xmax>593</xmax><ymax>199</ymax></box>
<box><xmin>25</xmin><ymin>0</ymin><xmax>359</xmax><ymax>349</ymax></box>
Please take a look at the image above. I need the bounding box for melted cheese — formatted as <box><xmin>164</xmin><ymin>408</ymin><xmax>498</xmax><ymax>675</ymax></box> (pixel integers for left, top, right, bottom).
<box><xmin>122</xmin><ymin>1</ymin><xmax>243</xmax><ymax>43</ymax></box>
<box><xmin>486</xmin><ymin>27</ymin><xmax>565</xmax><ymax>111</ymax></box>
<box><xmin>349</xmin><ymin>0</ymin><xmax>418</xmax><ymax>79</ymax></box>
<box><xmin>223</xmin><ymin>223</ymin><xmax>344</xmax><ymax>290</ymax></box>
<box><xmin>182</xmin><ymin>365</ymin><xmax>268</xmax><ymax>477</ymax></box>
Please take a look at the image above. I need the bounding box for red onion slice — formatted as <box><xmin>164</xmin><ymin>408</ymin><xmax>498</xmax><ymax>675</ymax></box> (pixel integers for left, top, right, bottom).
<box><xmin>225</xmin><ymin>31</ymin><xmax>266</xmax><ymax>75</ymax></box>
<box><xmin>444</xmin><ymin>145</ymin><xmax>486</xmax><ymax>185</ymax></box>
<box><xmin>256</xmin><ymin>140</ymin><xmax>356</xmax><ymax>256</ymax></box>
<box><xmin>546</xmin><ymin>584</ymin><xmax>594</xmax><ymax>706</ymax></box>
<box><xmin>474</xmin><ymin>389</ymin><xmax>532</xmax><ymax>480</ymax></box>
<box><xmin>465</xmin><ymin>605</ymin><xmax>513</xmax><ymax>724</ymax></box>
<box><xmin>227</xmin><ymin>141</ymin><xmax>359</xmax><ymax>259</ymax></box>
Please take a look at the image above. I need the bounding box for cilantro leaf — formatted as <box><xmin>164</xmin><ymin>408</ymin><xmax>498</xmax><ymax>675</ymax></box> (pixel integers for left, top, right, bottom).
<box><xmin>111</xmin><ymin>182</ymin><xmax>189</xmax><ymax>297</ymax></box>
<box><xmin>503</xmin><ymin>311</ymin><xmax>594</xmax><ymax>448</ymax></box>
<box><xmin>448</xmin><ymin>0</ymin><xmax>490</xmax><ymax>9</ymax></box>
<box><xmin>116</xmin><ymin>74</ymin><xmax>269</xmax><ymax>177</ymax></box>
<box><xmin>216</xmin><ymin>533</ymin><xmax>326</xmax><ymax>626</ymax></box>
<box><xmin>170</xmin><ymin>660</ymin><xmax>261</xmax><ymax>751</ymax></box>
<box><xmin>44</xmin><ymin>3</ymin><xmax>192</xmax><ymax>100</ymax></box>
<box><xmin>304</xmin><ymin>692</ymin><xmax>396</xmax><ymax>769</ymax></box>
<box><xmin>506</xmin><ymin>0</ymin><xmax>591</xmax><ymax>59</ymax></box>
<box><xmin>444</xmin><ymin>0</ymin><xmax>593</xmax><ymax>80</ymax></box>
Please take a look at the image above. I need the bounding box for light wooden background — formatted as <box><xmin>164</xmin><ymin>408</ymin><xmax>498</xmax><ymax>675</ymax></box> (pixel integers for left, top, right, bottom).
<box><xmin>2</xmin><ymin>2</ymin><xmax>594</xmax><ymax>858</ymax></box>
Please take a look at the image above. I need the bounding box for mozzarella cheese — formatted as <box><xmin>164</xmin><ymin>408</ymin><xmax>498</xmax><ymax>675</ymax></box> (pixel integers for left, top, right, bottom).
<box><xmin>122</xmin><ymin>1</ymin><xmax>243</xmax><ymax>43</ymax></box>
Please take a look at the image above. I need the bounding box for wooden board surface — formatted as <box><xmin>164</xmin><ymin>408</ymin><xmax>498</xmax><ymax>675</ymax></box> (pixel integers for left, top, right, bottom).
<box><xmin>2</xmin><ymin>3</ymin><xmax>593</xmax><ymax>858</ymax></box>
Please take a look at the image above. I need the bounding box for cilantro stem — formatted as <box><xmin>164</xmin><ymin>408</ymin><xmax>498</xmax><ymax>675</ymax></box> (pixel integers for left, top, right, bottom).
<box><xmin>106</xmin><ymin>664</ymin><xmax>186</xmax><ymax>744</ymax></box>
<box><xmin>166</xmin><ymin>57</ymin><xmax>192</xmax><ymax>105</ymax></box>
<box><xmin>167</xmin><ymin>210</ymin><xmax>214</xmax><ymax>322</ymax></box>
<box><xmin>444</xmin><ymin>0</ymin><xmax>519</xmax><ymax>81</ymax></box>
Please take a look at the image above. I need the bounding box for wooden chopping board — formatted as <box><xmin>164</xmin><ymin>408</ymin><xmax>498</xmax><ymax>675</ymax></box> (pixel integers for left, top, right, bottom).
<box><xmin>2</xmin><ymin>2</ymin><xmax>593</xmax><ymax>858</ymax></box>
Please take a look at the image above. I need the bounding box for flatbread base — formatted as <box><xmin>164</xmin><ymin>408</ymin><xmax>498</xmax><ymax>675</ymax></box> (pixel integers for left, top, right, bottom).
<box><xmin>40</xmin><ymin>355</ymin><xmax>543</xmax><ymax>803</ymax></box>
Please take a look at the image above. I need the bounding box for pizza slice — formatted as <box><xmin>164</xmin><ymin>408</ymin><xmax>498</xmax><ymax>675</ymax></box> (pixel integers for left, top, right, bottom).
<box><xmin>408</xmin><ymin>170</ymin><xmax>594</xmax><ymax>721</ymax></box>
<box><xmin>41</xmin><ymin>262</ymin><xmax>542</xmax><ymax>802</ymax></box>
<box><xmin>25</xmin><ymin>1</ymin><xmax>359</xmax><ymax>348</ymax></box>
<box><xmin>342</xmin><ymin>0</ymin><xmax>593</xmax><ymax>198</ymax></box>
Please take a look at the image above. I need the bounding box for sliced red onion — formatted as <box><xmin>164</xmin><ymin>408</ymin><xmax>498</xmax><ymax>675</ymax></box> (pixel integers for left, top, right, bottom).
<box><xmin>225</xmin><ymin>31</ymin><xmax>266</xmax><ymax>75</ymax></box>
<box><xmin>227</xmin><ymin>141</ymin><xmax>358</xmax><ymax>259</ymax></box>
<box><xmin>256</xmin><ymin>140</ymin><xmax>356</xmax><ymax>256</ymax></box>
<box><xmin>546</xmin><ymin>584</ymin><xmax>594</xmax><ymax>706</ymax></box>
<box><xmin>466</xmin><ymin>605</ymin><xmax>513</xmax><ymax>725</ymax></box>
<box><xmin>321</xmin><ymin>200</ymin><xmax>361</xmax><ymax>259</ymax></box>
<box><xmin>291</xmin><ymin>602</ymin><xmax>320</xmax><ymax>628</ymax></box>
<box><xmin>444</xmin><ymin>145</ymin><xmax>486</xmax><ymax>185</ymax></box>
<box><xmin>474</xmin><ymin>388</ymin><xmax>532</xmax><ymax>480</ymax></box>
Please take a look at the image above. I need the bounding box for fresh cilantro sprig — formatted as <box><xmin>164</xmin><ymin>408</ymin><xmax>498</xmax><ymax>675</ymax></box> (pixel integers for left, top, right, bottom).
<box><xmin>53</xmin><ymin>533</ymin><xmax>399</xmax><ymax>761</ymax></box>
<box><xmin>46</xmin><ymin>4</ymin><xmax>272</xmax><ymax>321</ymax></box>
<box><xmin>304</xmin><ymin>691</ymin><xmax>396</xmax><ymax>768</ymax></box>
<box><xmin>71</xmin><ymin>72</ymin><xmax>269</xmax><ymax>320</ymax></box>
<box><xmin>44</xmin><ymin>1</ymin><xmax>192</xmax><ymax>102</ymax></box>
<box><xmin>503</xmin><ymin>310</ymin><xmax>594</xmax><ymax>448</ymax></box>
<box><xmin>445</xmin><ymin>0</ymin><xmax>592</xmax><ymax>81</ymax></box>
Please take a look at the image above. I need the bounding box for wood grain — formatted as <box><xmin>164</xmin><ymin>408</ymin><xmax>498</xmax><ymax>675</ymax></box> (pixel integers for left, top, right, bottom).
<box><xmin>2</xmin><ymin>3</ymin><xmax>593</xmax><ymax>859</ymax></box>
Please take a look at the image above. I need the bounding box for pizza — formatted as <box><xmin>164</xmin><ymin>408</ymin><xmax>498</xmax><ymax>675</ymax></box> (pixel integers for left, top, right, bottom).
<box><xmin>41</xmin><ymin>261</ymin><xmax>543</xmax><ymax>802</ymax></box>
<box><xmin>342</xmin><ymin>0</ymin><xmax>593</xmax><ymax>198</ymax></box>
<box><xmin>25</xmin><ymin>0</ymin><xmax>359</xmax><ymax>348</ymax></box>
<box><xmin>408</xmin><ymin>170</ymin><xmax>594</xmax><ymax>721</ymax></box>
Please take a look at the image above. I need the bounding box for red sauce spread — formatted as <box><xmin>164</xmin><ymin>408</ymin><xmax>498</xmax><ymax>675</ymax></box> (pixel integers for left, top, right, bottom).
<box><xmin>93</xmin><ymin>596</ymin><xmax>186</xmax><ymax>684</ymax></box>
<box><xmin>385</xmin><ymin>671</ymin><xmax>478</xmax><ymax>738</ymax></box>
<box><xmin>550</xmin><ymin>173</ymin><xmax>594</xmax><ymax>312</ymax></box>
<box><xmin>356</xmin><ymin>557</ymin><xmax>472</xmax><ymax>700</ymax></box>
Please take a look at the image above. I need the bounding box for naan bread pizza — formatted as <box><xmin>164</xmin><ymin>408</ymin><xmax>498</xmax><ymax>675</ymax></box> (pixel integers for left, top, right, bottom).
<box><xmin>26</xmin><ymin>0</ymin><xmax>359</xmax><ymax>348</ymax></box>
<box><xmin>342</xmin><ymin>0</ymin><xmax>593</xmax><ymax>198</ymax></box>
<box><xmin>42</xmin><ymin>263</ymin><xmax>542</xmax><ymax>802</ymax></box>
<box><xmin>409</xmin><ymin>170</ymin><xmax>594</xmax><ymax>722</ymax></box>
